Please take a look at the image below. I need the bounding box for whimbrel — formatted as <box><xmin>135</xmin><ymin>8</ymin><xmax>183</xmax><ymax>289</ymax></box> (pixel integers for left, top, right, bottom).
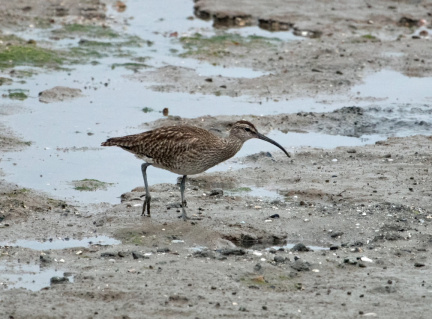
<box><xmin>101</xmin><ymin>120</ymin><xmax>290</xmax><ymax>220</ymax></box>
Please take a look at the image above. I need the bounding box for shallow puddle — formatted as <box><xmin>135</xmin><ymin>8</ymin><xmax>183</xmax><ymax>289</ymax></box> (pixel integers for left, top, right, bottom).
<box><xmin>1</xmin><ymin>236</ymin><xmax>120</xmax><ymax>250</ymax></box>
<box><xmin>0</xmin><ymin>263</ymin><xmax>72</xmax><ymax>291</ymax></box>
<box><xmin>351</xmin><ymin>69</ymin><xmax>432</xmax><ymax>103</ymax></box>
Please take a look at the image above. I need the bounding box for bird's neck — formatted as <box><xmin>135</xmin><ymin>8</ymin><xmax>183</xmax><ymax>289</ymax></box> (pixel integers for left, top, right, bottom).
<box><xmin>220</xmin><ymin>136</ymin><xmax>244</xmax><ymax>160</ymax></box>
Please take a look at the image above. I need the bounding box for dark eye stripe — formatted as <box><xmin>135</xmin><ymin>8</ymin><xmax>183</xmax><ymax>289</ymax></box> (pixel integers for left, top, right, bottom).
<box><xmin>244</xmin><ymin>127</ymin><xmax>251</xmax><ymax>132</ymax></box>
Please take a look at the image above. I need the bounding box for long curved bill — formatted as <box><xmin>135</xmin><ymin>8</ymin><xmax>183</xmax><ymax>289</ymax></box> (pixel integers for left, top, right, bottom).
<box><xmin>257</xmin><ymin>133</ymin><xmax>291</xmax><ymax>158</ymax></box>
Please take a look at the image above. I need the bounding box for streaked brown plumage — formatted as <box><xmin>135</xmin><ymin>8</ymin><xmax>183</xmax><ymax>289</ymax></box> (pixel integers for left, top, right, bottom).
<box><xmin>102</xmin><ymin>120</ymin><xmax>290</xmax><ymax>220</ymax></box>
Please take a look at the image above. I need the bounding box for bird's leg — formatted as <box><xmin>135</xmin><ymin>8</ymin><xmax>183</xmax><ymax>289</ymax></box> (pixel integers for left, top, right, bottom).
<box><xmin>179</xmin><ymin>175</ymin><xmax>188</xmax><ymax>221</ymax></box>
<box><xmin>141</xmin><ymin>163</ymin><xmax>152</xmax><ymax>217</ymax></box>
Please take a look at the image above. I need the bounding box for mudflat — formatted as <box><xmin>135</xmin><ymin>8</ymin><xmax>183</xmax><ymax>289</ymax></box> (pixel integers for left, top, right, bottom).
<box><xmin>0</xmin><ymin>1</ymin><xmax>431</xmax><ymax>318</ymax></box>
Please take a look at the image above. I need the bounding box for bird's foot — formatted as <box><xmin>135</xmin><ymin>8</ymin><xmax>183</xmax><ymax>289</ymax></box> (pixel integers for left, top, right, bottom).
<box><xmin>178</xmin><ymin>214</ymin><xmax>190</xmax><ymax>221</ymax></box>
<box><xmin>141</xmin><ymin>196</ymin><xmax>151</xmax><ymax>217</ymax></box>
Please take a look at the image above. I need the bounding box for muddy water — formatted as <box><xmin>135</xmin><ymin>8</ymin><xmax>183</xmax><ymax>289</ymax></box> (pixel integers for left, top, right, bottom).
<box><xmin>0</xmin><ymin>236</ymin><xmax>120</xmax><ymax>250</ymax></box>
<box><xmin>0</xmin><ymin>263</ymin><xmax>71</xmax><ymax>291</ymax></box>
<box><xmin>1</xmin><ymin>0</ymin><xmax>432</xmax><ymax>206</ymax></box>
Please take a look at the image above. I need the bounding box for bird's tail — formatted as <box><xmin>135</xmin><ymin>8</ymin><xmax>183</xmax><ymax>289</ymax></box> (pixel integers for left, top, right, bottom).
<box><xmin>101</xmin><ymin>134</ymin><xmax>143</xmax><ymax>147</ymax></box>
<box><xmin>101</xmin><ymin>137</ymin><xmax>129</xmax><ymax>147</ymax></box>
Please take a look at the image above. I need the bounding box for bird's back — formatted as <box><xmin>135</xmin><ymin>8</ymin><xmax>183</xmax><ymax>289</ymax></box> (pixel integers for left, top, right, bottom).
<box><xmin>102</xmin><ymin>125</ymin><xmax>241</xmax><ymax>175</ymax></box>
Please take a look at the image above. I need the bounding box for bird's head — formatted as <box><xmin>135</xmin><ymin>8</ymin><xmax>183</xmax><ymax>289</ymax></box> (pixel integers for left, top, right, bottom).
<box><xmin>229</xmin><ymin>120</ymin><xmax>291</xmax><ymax>157</ymax></box>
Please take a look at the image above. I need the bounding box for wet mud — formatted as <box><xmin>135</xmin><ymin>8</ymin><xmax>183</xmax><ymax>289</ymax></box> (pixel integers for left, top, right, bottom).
<box><xmin>1</xmin><ymin>0</ymin><xmax>432</xmax><ymax>318</ymax></box>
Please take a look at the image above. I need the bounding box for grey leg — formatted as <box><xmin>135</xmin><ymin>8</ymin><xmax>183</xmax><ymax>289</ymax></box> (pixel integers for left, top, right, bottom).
<box><xmin>141</xmin><ymin>163</ymin><xmax>152</xmax><ymax>217</ymax></box>
<box><xmin>179</xmin><ymin>175</ymin><xmax>188</xmax><ymax>221</ymax></box>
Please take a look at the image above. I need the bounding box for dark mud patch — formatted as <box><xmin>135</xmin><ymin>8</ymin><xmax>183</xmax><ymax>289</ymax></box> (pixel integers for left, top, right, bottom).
<box><xmin>1</xmin><ymin>0</ymin><xmax>106</xmax><ymax>29</ymax></box>
<box><xmin>222</xmin><ymin>233</ymin><xmax>286</xmax><ymax>249</ymax></box>
<box><xmin>0</xmin><ymin>183</ymin><xmax>72</xmax><ymax>222</ymax></box>
<box><xmin>178</xmin><ymin>33</ymin><xmax>280</xmax><ymax>58</ymax></box>
<box><xmin>38</xmin><ymin>86</ymin><xmax>83</xmax><ymax>103</ymax></box>
<box><xmin>146</xmin><ymin>104</ymin><xmax>432</xmax><ymax>139</ymax></box>
<box><xmin>0</xmin><ymin>127</ymin><xmax>31</xmax><ymax>152</ymax></box>
<box><xmin>71</xmin><ymin>179</ymin><xmax>114</xmax><ymax>192</ymax></box>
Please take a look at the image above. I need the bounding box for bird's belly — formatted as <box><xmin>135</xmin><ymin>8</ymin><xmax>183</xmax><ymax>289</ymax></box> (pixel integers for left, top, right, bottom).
<box><xmin>153</xmin><ymin>163</ymin><xmax>208</xmax><ymax>176</ymax></box>
<box><xmin>152</xmin><ymin>157</ymin><xmax>220</xmax><ymax>176</ymax></box>
<box><xmin>140</xmin><ymin>150</ymin><xmax>236</xmax><ymax>176</ymax></box>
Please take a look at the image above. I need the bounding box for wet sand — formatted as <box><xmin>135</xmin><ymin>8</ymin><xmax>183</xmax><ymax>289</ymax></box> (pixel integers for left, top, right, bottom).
<box><xmin>1</xmin><ymin>0</ymin><xmax>431</xmax><ymax>318</ymax></box>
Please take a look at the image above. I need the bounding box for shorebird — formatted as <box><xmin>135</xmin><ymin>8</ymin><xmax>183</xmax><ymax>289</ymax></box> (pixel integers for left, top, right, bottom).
<box><xmin>102</xmin><ymin>120</ymin><xmax>290</xmax><ymax>220</ymax></box>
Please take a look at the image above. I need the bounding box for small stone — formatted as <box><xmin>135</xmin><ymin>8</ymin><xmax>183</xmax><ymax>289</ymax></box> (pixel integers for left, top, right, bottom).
<box><xmin>118</xmin><ymin>251</ymin><xmax>128</xmax><ymax>258</ymax></box>
<box><xmin>291</xmin><ymin>260</ymin><xmax>311</xmax><ymax>272</ymax></box>
<box><xmin>414</xmin><ymin>262</ymin><xmax>425</xmax><ymax>268</ymax></box>
<box><xmin>132</xmin><ymin>251</ymin><xmax>149</xmax><ymax>259</ymax></box>
<box><xmin>330</xmin><ymin>245</ymin><xmax>339</xmax><ymax>250</ymax></box>
<box><xmin>291</xmin><ymin>243</ymin><xmax>311</xmax><ymax>252</ymax></box>
<box><xmin>330</xmin><ymin>231</ymin><xmax>344</xmax><ymax>238</ymax></box>
<box><xmin>254</xmin><ymin>263</ymin><xmax>262</xmax><ymax>272</ymax></box>
<box><xmin>361</xmin><ymin>256</ymin><xmax>373</xmax><ymax>263</ymax></box>
<box><xmin>101</xmin><ymin>252</ymin><xmax>117</xmax><ymax>258</ymax></box>
<box><xmin>269</xmin><ymin>214</ymin><xmax>280</xmax><ymax>219</ymax></box>
<box><xmin>295</xmin><ymin>283</ymin><xmax>304</xmax><ymax>290</ymax></box>
<box><xmin>50</xmin><ymin>276</ymin><xmax>69</xmax><ymax>284</ymax></box>
<box><xmin>157</xmin><ymin>247</ymin><xmax>170</xmax><ymax>253</ymax></box>
<box><xmin>169</xmin><ymin>295</ymin><xmax>188</xmax><ymax>303</ymax></box>
<box><xmin>274</xmin><ymin>255</ymin><xmax>287</xmax><ymax>263</ymax></box>
<box><xmin>344</xmin><ymin>258</ymin><xmax>357</xmax><ymax>265</ymax></box>
<box><xmin>193</xmin><ymin>249</ymin><xmax>215</xmax><ymax>259</ymax></box>
<box><xmin>40</xmin><ymin>255</ymin><xmax>53</xmax><ymax>264</ymax></box>
<box><xmin>219</xmin><ymin>248</ymin><xmax>245</xmax><ymax>256</ymax></box>
<box><xmin>93</xmin><ymin>219</ymin><xmax>105</xmax><ymax>227</ymax></box>
<box><xmin>209</xmin><ymin>189</ymin><xmax>223</xmax><ymax>196</ymax></box>
<box><xmin>419</xmin><ymin>30</ymin><xmax>428</xmax><ymax>37</ymax></box>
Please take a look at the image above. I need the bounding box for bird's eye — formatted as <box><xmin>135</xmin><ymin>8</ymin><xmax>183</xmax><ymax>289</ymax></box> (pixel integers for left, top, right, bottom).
<box><xmin>244</xmin><ymin>127</ymin><xmax>251</xmax><ymax>132</ymax></box>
